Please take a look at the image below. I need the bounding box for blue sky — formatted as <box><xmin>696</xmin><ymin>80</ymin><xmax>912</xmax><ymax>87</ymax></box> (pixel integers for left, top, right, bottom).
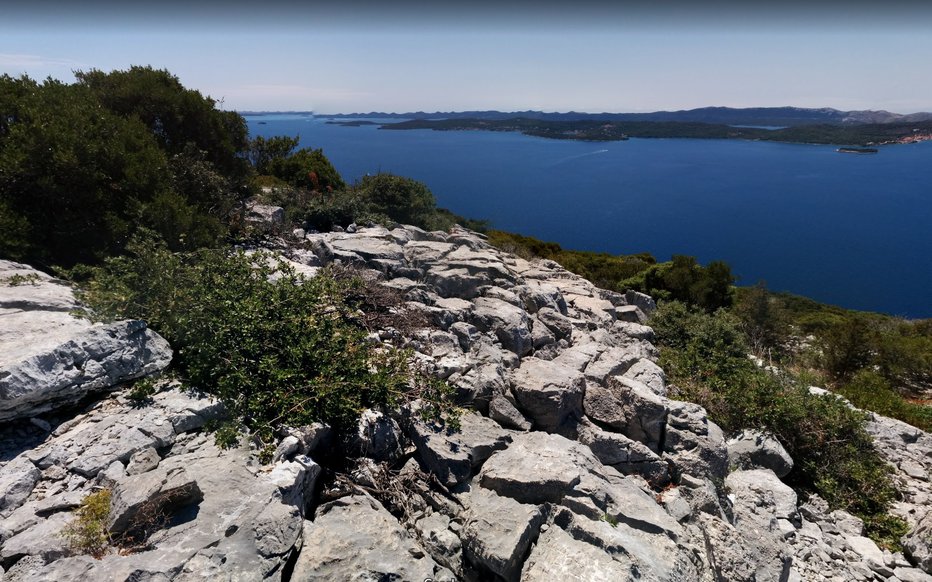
<box><xmin>2</xmin><ymin>2</ymin><xmax>931</xmax><ymax>114</ymax></box>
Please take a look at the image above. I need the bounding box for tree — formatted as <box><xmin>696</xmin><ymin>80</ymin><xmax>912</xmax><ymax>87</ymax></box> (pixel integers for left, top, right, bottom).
<box><xmin>734</xmin><ymin>281</ymin><xmax>787</xmax><ymax>356</ymax></box>
<box><xmin>75</xmin><ymin>66</ymin><xmax>250</xmax><ymax>182</ymax></box>
<box><xmin>354</xmin><ymin>173</ymin><xmax>439</xmax><ymax>228</ymax></box>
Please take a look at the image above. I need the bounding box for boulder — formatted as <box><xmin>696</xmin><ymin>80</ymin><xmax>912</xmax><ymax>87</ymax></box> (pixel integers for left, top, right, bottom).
<box><xmin>727</xmin><ymin>429</ymin><xmax>794</xmax><ymax>478</ymax></box>
<box><xmin>0</xmin><ymin>457</ymin><xmax>41</xmax><ymax>516</ymax></box>
<box><xmin>345</xmin><ymin>409</ymin><xmax>403</xmax><ymax>461</ymax></box>
<box><xmin>905</xmin><ymin>510</ymin><xmax>932</xmax><ymax>574</ymax></box>
<box><xmin>246</xmin><ymin>203</ymin><xmax>284</xmax><ymax>225</ymax></box>
<box><xmin>108</xmin><ymin>465</ymin><xmax>203</xmax><ymax>538</ymax></box>
<box><xmin>509</xmin><ymin>358</ymin><xmax>585</xmax><ymax>432</ymax></box>
<box><xmin>662</xmin><ymin>400</ymin><xmax>728</xmax><ymax>481</ymax></box>
<box><xmin>489</xmin><ymin>391</ymin><xmax>532</xmax><ymax>431</ymax></box>
<box><xmin>292</xmin><ymin>495</ymin><xmax>453</xmax><ymax>581</ymax></box>
<box><xmin>520</xmin><ymin>525</ymin><xmax>636</xmax><ymax>581</ymax></box>
<box><xmin>470</xmin><ymin>297</ymin><xmax>533</xmax><ymax>356</ymax></box>
<box><xmin>0</xmin><ymin>319</ymin><xmax>172</xmax><ymax>422</ymax></box>
<box><xmin>621</xmin><ymin>358</ymin><xmax>668</xmax><ymax>396</ymax></box>
<box><xmin>575</xmin><ymin>419</ymin><xmax>669</xmax><ymax>485</ymax></box>
<box><xmin>406</xmin><ymin>410</ymin><xmax>512</xmax><ymax>486</ymax></box>
<box><xmin>460</xmin><ymin>486</ymin><xmax>545</xmax><ymax>581</ymax></box>
<box><xmin>583</xmin><ymin>376</ymin><xmax>667</xmax><ymax>451</ymax></box>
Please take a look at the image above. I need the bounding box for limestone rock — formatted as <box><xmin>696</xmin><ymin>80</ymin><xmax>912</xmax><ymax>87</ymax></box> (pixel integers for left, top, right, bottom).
<box><xmin>510</xmin><ymin>358</ymin><xmax>585</xmax><ymax>432</ymax></box>
<box><xmin>0</xmin><ymin>319</ymin><xmax>172</xmax><ymax>422</ymax></box>
<box><xmin>520</xmin><ymin>525</ymin><xmax>636</xmax><ymax>581</ymax></box>
<box><xmin>905</xmin><ymin>510</ymin><xmax>932</xmax><ymax>574</ymax></box>
<box><xmin>461</xmin><ymin>486</ymin><xmax>545</xmax><ymax>581</ymax></box>
<box><xmin>246</xmin><ymin>202</ymin><xmax>285</xmax><ymax>224</ymax></box>
<box><xmin>470</xmin><ymin>296</ymin><xmax>533</xmax><ymax>356</ymax></box>
<box><xmin>108</xmin><ymin>465</ymin><xmax>203</xmax><ymax>538</ymax></box>
<box><xmin>489</xmin><ymin>391</ymin><xmax>532</xmax><ymax>431</ymax></box>
<box><xmin>406</xmin><ymin>410</ymin><xmax>512</xmax><ymax>486</ymax></box>
<box><xmin>583</xmin><ymin>376</ymin><xmax>667</xmax><ymax>451</ymax></box>
<box><xmin>0</xmin><ymin>457</ymin><xmax>41</xmax><ymax>516</ymax></box>
<box><xmin>663</xmin><ymin>400</ymin><xmax>728</xmax><ymax>481</ymax></box>
<box><xmin>727</xmin><ymin>429</ymin><xmax>794</xmax><ymax>478</ymax></box>
<box><xmin>292</xmin><ymin>495</ymin><xmax>453</xmax><ymax>581</ymax></box>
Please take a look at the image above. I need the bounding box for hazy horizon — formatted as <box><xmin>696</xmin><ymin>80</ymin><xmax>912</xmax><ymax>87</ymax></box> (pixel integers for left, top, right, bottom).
<box><xmin>3</xmin><ymin>1</ymin><xmax>932</xmax><ymax>114</ymax></box>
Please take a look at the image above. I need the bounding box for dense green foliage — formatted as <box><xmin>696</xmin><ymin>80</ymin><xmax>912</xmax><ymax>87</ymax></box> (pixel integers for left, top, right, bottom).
<box><xmin>622</xmin><ymin>255</ymin><xmax>734</xmax><ymax>311</ymax></box>
<box><xmin>248</xmin><ymin>135</ymin><xmax>345</xmax><ymax>191</ymax></box>
<box><xmin>263</xmin><ymin>171</ymin><xmax>483</xmax><ymax>233</ymax></box>
<box><xmin>79</xmin><ymin>234</ymin><xmax>457</xmax><ymax>444</ymax></box>
<box><xmin>650</xmin><ymin>302</ymin><xmax>907</xmax><ymax>547</ymax></box>
<box><xmin>0</xmin><ymin>68</ymin><xmax>250</xmax><ymax>267</ymax></box>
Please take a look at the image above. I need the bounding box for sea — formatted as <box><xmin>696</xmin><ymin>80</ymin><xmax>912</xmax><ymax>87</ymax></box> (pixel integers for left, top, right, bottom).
<box><xmin>245</xmin><ymin>114</ymin><xmax>932</xmax><ymax>319</ymax></box>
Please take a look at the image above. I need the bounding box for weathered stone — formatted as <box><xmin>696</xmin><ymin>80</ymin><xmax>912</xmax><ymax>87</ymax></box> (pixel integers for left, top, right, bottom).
<box><xmin>414</xmin><ymin>511</ymin><xmax>463</xmax><ymax>575</ymax></box>
<box><xmin>510</xmin><ymin>358</ymin><xmax>584</xmax><ymax>432</ymax></box>
<box><xmin>0</xmin><ymin>319</ymin><xmax>172</xmax><ymax>422</ymax></box>
<box><xmin>268</xmin><ymin>455</ymin><xmax>321</xmax><ymax>508</ymax></box>
<box><xmin>621</xmin><ymin>358</ymin><xmax>668</xmax><ymax>396</ymax></box>
<box><xmin>663</xmin><ymin>400</ymin><xmax>729</xmax><ymax>481</ymax></box>
<box><xmin>470</xmin><ymin>296</ymin><xmax>533</xmax><ymax>356</ymax></box>
<box><xmin>246</xmin><ymin>203</ymin><xmax>284</xmax><ymax>224</ymax></box>
<box><xmin>625</xmin><ymin>290</ymin><xmax>657</xmax><ymax>317</ymax></box>
<box><xmin>583</xmin><ymin>376</ymin><xmax>667</xmax><ymax>451</ymax></box>
<box><xmin>345</xmin><ymin>409</ymin><xmax>403</xmax><ymax>461</ymax></box>
<box><xmin>108</xmin><ymin>465</ymin><xmax>203</xmax><ymax>537</ymax></box>
<box><xmin>461</xmin><ymin>486</ymin><xmax>545</xmax><ymax>581</ymax></box>
<box><xmin>905</xmin><ymin>510</ymin><xmax>932</xmax><ymax>574</ymax></box>
<box><xmin>125</xmin><ymin>446</ymin><xmax>160</xmax><ymax>476</ymax></box>
<box><xmin>575</xmin><ymin>419</ymin><xmax>669</xmax><ymax>485</ymax></box>
<box><xmin>0</xmin><ymin>511</ymin><xmax>71</xmax><ymax>563</ymax></box>
<box><xmin>616</xmin><ymin>305</ymin><xmax>647</xmax><ymax>324</ymax></box>
<box><xmin>0</xmin><ymin>456</ymin><xmax>41</xmax><ymax>516</ymax></box>
<box><xmin>727</xmin><ymin>429</ymin><xmax>794</xmax><ymax>478</ymax></box>
<box><xmin>407</xmin><ymin>410</ymin><xmax>512</xmax><ymax>486</ymax></box>
<box><xmin>292</xmin><ymin>495</ymin><xmax>453</xmax><ymax>581</ymax></box>
<box><xmin>535</xmin><ymin>307</ymin><xmax>575</xmax><ymax>341</ymax></box>
<box><xmin>489</xmin><ymin>391</ymin><xmax>532</xmax><ymax>431</ymax></box>
<box><xmin>583</xmin><ymin>347</ymin><xmax>640</xmax><ymax>385</ymax></box>
<box><xmin>520</xmin><ymin>525</ymin><xmax>635</xmax><ymax>581</ymax></box>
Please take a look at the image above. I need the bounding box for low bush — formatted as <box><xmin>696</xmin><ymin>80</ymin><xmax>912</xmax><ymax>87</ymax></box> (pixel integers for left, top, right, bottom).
<box><xmin>651</xmin><ymin>301</ymin><xmax>906</xmax><ymax>548</ymax></box>
<box><xmin>61</xmin><ymin>489</ymin><xmax>112</xmax><ymax>559</ymax></box>
<box><xmin>79</xmin><ymin>232</ymin><xmax>458</xmax><ymax>446</ymax></box>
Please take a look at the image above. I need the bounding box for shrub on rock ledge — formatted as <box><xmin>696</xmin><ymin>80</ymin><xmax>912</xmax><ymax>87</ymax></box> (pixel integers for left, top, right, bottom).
<box><xmin>80</xmin><ymin>232</ymin><xmax>457</xmax><ymax>446</ymax></box>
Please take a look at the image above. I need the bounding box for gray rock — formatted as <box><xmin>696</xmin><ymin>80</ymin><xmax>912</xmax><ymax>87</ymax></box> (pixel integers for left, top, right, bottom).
<box><xmin>510</xmin><ymin>358</ymin><xmax>585</xmax><ymax>432</ymax></box>
<box><xmin>292</xmin><ymin>495</ymin><xmax>453</xmax><ymax>581</ymax></box>
<box><xmin>470</xmin><ymin>296</ymin><xmax>533</xmax><ymax>356</ymax></box>
<box><xmin>583</xmin><ymin>347</ymin><xmax>640</xmax><ymax>385</ymax></box>
<box><xmin>268</xmin><ymin>455</ymin><xmax>321</xmax><ymax>508</ymax></box>
<box><xmin>696</xmin><ymin>512</ymin><xmax>762</xmax><ymax>582</ymax></box>
<box><xmin>905</xmin><ymin>511</ymin><xmax>932</xmax><ymax>574</ymax></box>
<box><xmin>535</xmin><ymin>307</ymin><xmax>575</xmax><ymax>341</ymax></box>
<box><xmin>414</xmin><ymin>512</ymin><xmax>463</xmax><ymax>575</ymax></box>
<box><xmin>125</xmin><ymin>446</ymin><xmax>160</xmax><ymax>476</ymax></box>
<box><xmin>575</xmin><ymin>419</ymin><xmax>669</xmax><ymax>485</ymax></box>
<box><xmin>0</xmin><ymin>510</ymin><xmax>71</xmax><ymax>563</ymax></box>
<box><xmin>479</xmin><ymin>432</ymin><xmax>681</xmax><ymax>540</ymax></box>
<box><xmin>520</xmin><ymin>525</ymin><xmax>636</xmax><ymax>581</ymax></box>
<box><xmin>246</xmin><ymin>203</ymin><xmax>285</xmax><ymax>224</ymax></box>
<box><xmin>407</xmin><ymin>410</ymin><xmax>512</xmax><ymax>486</ymax></box>
<box><xmin>583</xmin><ymin>376</ymin><xmax>667</xmax><ymax>451</ymax></box>
<box><xmin>0</xmin><ymin>319</ymin><xmax>172</xmax><ymax>422</ymax></box>
<box><xmin>625</xmin><ymin>290</ymin><xmax>657</xmax><ymax>316</ymax></box>
<box><xmin>108</xmin><ymin>465</ymin><xmax>203</xmax><ymax>538</ymax></box>
<box><xmin>663</xmin><ymin>400</ymin><xmax>729</xmax><ymax>481</ymax></box>
<box><xmin>0</xmin><ymin>456</ymin><xmax>41</xmax><ymax>516</ymax></box>
<box><xmin>616</xmin><ymin>305</ymin><xmax>647</xmax><ymax>324</ymax></box>
<box><xmin>621</xmin><ymin>358</ymin><xmax>668</xmax><ymax>396</ymax></box>
<box><xmin>489</xmin><ymin>391</ymin><xmax>532</xmax><ymax>431</ymax></box>
<box><xmin>895</xmin><ymin>567</ymin><xmax>932</xmax><ymax>582</ymax></box>
<box><xmin>727</xmin><ymin>429</ymin><xmax>794</xmax><ymax>478</ymax></box>
<box><xmin>725</xmin><ymin>469</ymin><xmax>797</xmax><ymax>581</ymax></box>
<box><xmin>461</xmin><ymin>486</ymin><xmax>545</xmax><ymax>581</ymax></box>
<box><xmin>346</xmin><ymin>409</ymin><xmax>403</xmax><ymax>461</ymax></box>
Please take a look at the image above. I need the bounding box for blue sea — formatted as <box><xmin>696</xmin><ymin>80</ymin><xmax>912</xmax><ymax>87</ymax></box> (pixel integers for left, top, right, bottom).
<box><xmin>245</xmin><ymin>115</ymin><xmax>932</xmax><ymax>319</ymax></box>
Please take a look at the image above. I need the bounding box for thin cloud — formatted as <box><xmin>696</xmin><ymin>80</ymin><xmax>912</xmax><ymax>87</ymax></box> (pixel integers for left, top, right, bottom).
<box><xmin>0</xmin><ymin>53</ymin><xmax>85</xmax><ymax>69</ymax></box>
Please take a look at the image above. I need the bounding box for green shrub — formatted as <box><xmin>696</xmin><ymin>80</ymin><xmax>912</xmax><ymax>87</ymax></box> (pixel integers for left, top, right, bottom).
<box><xmin>79</xmin><ymin>233</ymin><xmax>457</xmax><ymax>445</ymax></box>
<box><xmin>839</xmin><ymin>370</ymin><xmax>932</xmax><ymax>432</ymax></box>
<box><xmin>61</xmin><ymin>489</ymin><xmax>112</xmax><ymax>558</ymax></box>
<box><xmin>651</xmin><ymin>301</ymin><xmax>904</xmax><ymax>548</ymax></box>
<box><xmin>623</xmin><ymin>255</ymin><xmax>734</xmax><ymax>311</ymax></box>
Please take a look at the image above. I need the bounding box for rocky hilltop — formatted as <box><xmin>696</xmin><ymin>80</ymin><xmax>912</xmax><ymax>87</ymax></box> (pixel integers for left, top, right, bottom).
<box><xmin>1</xmin><ymin>224</ymin><xmax>930</xmax><ymax>581</ymax></box>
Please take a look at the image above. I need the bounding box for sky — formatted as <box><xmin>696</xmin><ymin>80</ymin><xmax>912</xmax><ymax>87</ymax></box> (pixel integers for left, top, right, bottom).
<box><xmin>2</xmin><ymin>1</ymin><xmax>932</xmax><ymax>114</ymax></box>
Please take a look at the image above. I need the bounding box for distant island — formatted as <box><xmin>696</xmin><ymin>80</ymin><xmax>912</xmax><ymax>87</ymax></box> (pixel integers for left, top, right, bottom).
<box><xmin>316</xmin><ymin>106</ymin><xmax>932</xmax><ymax>147</ymax></box>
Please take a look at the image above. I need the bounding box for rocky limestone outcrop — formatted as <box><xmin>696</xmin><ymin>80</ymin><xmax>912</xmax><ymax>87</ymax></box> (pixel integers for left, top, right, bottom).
<box><xmin>3</xmin><ymin>224</ymin><xmax>932</xmax><ymax>581</ymax></box>
<box><xmin>0</xmin><ymin>260</ymin><xmax>172</xmax><ymax>423</ymax></box>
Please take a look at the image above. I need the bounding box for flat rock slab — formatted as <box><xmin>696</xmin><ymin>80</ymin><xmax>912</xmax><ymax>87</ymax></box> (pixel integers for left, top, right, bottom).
<box><xmin>521</xmin><ymin>525</ymin><xmax>636</xmax><ymax>582</ymax></box>
<box><xmin>292</xmin><ymin>495</ymin><xmax>453</xmax><ymax>581</ymax></box>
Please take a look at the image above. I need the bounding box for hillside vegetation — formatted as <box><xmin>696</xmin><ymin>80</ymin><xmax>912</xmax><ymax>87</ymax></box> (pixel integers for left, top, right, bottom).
<box><xmin>2</xmin><ymin>66</ymin><xmax>929</xmax><ymax>550</ymax></box>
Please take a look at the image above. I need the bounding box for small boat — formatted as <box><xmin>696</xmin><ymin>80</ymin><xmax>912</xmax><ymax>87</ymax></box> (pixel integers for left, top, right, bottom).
<box><xmin>836</xmin><ymin>147</ymin><xmax>878</xmax><ymax>154</ymax></box>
